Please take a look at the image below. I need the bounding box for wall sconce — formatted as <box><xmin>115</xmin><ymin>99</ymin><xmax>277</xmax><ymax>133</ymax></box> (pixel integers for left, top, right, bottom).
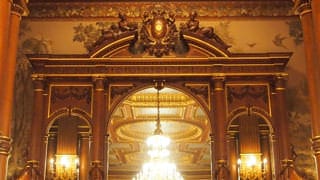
<box><xmin>237</xmin><ymin>154</ymin><xmax>267</xmax><ymax>180</ymax></box>
<box><xmin>48</xmin><ymin>155</ymin><xmax>79</xmax><ymax>180</ymax></box>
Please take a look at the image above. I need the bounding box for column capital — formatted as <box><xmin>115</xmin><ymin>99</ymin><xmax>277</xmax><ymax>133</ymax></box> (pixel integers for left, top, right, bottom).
<box><xmin>273</xmin><ymin>74</ymin><xmax>288</xmax><ymax>91</ymax></box>
<box><xmin>12</xmin><ymin>0</ymin><xmax>29</xmax><ymax>16</ymax></box>
<box><xmin>211</xmin><ymin>76</ymin><xmax>226</xmax><ymax>91</ymax></box>
<box><xmin>0</xmin><ymin>135</ymin><xmax>12</xmax><ymax>155</ymax></box>
<box><xmin>260</xmin><ymin>132</ymin><xmax>270</xmax><ymax>139</ymax></box>
<box><xmin>79</xmin><ymin>133</ymin><xmax>90</xmax><ymax>140</ymax></box>
<box><xmin>312</xmin><ymin>136</ymin><xmax>320</xmax><ymax>155</ymax></box>
<box><xmin>92</xmin><ymin>76</ymin><xmax>106</xmax><ymax>91</ymax></box>
<box><xmin>11</xmin><ymin>3</ymin><xmax>24</xmax><ymax>17</ymax></box>
<box><xmin>209</xmin><ymin>134</ymin><xmax>214</xmax><ymax>143</ymax></box>
<box><xmin>227</xmin><ymin>132</ymin><xmax>237</xmax><ymax>141</ymax></box>
<box><xmin>295</xmin><ymin>0</ymin><xmax>312</xmax><ymax>16</ymax></box>
<box><xmin>32</xmin><ymin>76</ymin><xmax>45</xmax><ymax>92</ymax></box>
<box><xmin>280</xmin><ymin>159</ymin><xmax>294</xmax><ymax>168</ymax></box>
<box><xmin>92</xmin><ymin>75</ymin><xmax>106</xmax><ymax>81</ymax></box>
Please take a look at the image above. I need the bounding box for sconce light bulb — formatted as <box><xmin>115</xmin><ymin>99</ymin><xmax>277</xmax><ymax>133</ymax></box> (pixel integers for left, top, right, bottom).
<box><xmin>247</xmin><ymin>155</ymin><xmax>257</xmax><ymax>167</ymax></box>
<box><xmin>60</xmin><ymin>156</ymin><xmax>70</xmax><ymax>168</ymax></box>
<box><xmin>75</xmin><ymin>158</ymin><xmax>79</xmax><ymax>165</ymax></box>
<box><xmin>237</xmin><ymin>159</ymin><xmax>241</xmax><ymax>165</ymax></box>
<box><xmin>50</xmin><ymin>158</ymin><xmax>54</xmax><ymax>164</ymax></box>
<box><xmin>263</xmin><ymin>158</ymin><xmax>267</xmax><ymax>164</ymax></box>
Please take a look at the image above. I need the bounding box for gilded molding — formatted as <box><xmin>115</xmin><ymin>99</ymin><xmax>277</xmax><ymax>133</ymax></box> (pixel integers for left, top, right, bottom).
<box><xmin>27</xmin><ymin>1</ymin><xmax>294</xmax><ymax>19</ymax></box>
<box><xmin>0</xmin><ymin>135</ymin><xmax>12</xmax><ymax>155</ymax></box>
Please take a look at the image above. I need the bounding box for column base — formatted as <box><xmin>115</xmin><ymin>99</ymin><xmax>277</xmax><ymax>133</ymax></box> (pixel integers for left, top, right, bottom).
<box><xmin>0</xmin><ymin>135</ymin><xmax>12</xmax><ymax>179</ymax></box>
<box><xmin>17</xmin><ymin>160</ymin><xmax>41</xmax><ymax>180</ymax></box>
<box><xmin>279</xmin><ymin>159</ymin><xmax>302</xmax><ymax>180</ymax></box>
<box><xmin>89</xmin><ymin>161</ymin><xmax>105</xmax><ymax>180</ymax></box>
<box><xmin>312</xmin><ymin>136</ymin><xmax>320</xmax><ymax>180</ymax></box>
<box><xmin>214</xmin><ymin>160</ymin><xmax>230</xmax><ymax>180</ymax></box>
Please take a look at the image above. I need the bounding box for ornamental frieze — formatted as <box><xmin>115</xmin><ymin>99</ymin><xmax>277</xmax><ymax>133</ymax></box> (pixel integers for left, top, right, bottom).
<box><xmin>49</xmin><ymin>86</ymin><xmax>92</xmax><ymax>117</ymax></box>
<box><xmin>27</xmin><ymin>1</ymin><xmax>294</xmax><ymax>19</ymax></box>
<box><xmin>226</xmin><ymin>85</ymin><xmax>270</xmax><ymax>116</ymax></box>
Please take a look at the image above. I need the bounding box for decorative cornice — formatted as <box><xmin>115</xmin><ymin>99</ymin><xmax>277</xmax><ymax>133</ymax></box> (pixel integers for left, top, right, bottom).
<box><xmin>27</xmin><ymin>1</ymin><xmax>295</xmax><ymax>20</ymax></box>
<box><xmin>28</xmin><ymin>54</ymin><xmax>291</xmax><ymax>79</ymax></box>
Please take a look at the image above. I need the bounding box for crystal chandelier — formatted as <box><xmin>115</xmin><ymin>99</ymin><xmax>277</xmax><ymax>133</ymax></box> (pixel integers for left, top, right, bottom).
<box><xmin>133</xmin><ymin>81</ymin><xmax>184</xmax><ymax>180</ymax></box>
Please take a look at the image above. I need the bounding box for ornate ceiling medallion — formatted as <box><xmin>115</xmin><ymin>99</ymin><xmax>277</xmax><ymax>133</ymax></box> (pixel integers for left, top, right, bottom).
<box><xmin>130</xmin><ymin>10</ymin><xmax>188</xmax><ymax>57</ymax></box>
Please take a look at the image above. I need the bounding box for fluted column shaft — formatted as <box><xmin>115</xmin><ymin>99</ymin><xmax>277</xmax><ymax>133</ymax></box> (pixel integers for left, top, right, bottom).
<box><xmin>227</xmin><ymin>133</ymin><xmax>238</xmax><ymax>180</ymax></box>
<box><xmin>46</xmin><ymin>134</ymin><xmax>57</xmax><ymax>178</ymax></box>
<box><xmin>0</xmin><ymin>2</ymin><xmax>24</xmax><ymax>178</ymax></box>
<box><xmin>80</xmin><ymin>135</ymin><xmax>90</xmax><ymax>180</ymax></box>
<box><xmin>297</xmin><ymin>2</ymin><xmax>320</xmax><ymax>177</ymax></box>
<box><xmin>211</xmin><ymin>76</ymin><xmax>229</xmax><ymax>179</ymax></box>
<box><xmin>261</xmin><ymin>133</ymin><xmax>271</xmax><ymax>180</ymax></box>
<box><xmin>29</xmin><ymin>78</ymin><xmax>45</xmax><ymax>168</ymax></box>
<box><xmin>90</xmin><ymin>77</ymin><xmax>106</xmax><ymax>178</ymax></box>
<box><xmin>274</xmin><ymin>76</ymin><xmax>290</xmax><ymax>161</ymax></box>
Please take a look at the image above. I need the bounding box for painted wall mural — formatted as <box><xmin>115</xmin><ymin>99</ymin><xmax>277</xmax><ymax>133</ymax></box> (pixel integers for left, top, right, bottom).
<box><xmin>7</xmin><ymin>11</ymin><xmax>316</xmax><ymax>179</ymax></box>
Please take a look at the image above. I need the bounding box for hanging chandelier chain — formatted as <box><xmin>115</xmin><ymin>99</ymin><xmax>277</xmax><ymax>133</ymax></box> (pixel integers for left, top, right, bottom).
<box><xmin>157</xmin><ymin>87</ymin><xmax>161</xmax><ymax>132</ymax></box>
<box><xmin>153</xmin><ymin>80</ymin><xmax>165</xmax><ymax>135</ymax></box>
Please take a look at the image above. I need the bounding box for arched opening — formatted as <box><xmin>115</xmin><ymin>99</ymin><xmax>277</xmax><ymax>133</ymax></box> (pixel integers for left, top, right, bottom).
<box><xmin>227</xmin><ymin>110</ymin><xmax>272</xmax><ymax>180</ymax></box>
<box><xmin>45</xmin><ymin>115</ymin><xmax>91</xmax><ymax>180</ymax></box>
<box><xmin>24</xmin><ymin>7</ymin><xmax>293</xmax><ymax>180</ymax></box>
<box><xmin>107</xmin><ymin>85</ymin><xmax>212</xmax><ymax>180</ymax></box>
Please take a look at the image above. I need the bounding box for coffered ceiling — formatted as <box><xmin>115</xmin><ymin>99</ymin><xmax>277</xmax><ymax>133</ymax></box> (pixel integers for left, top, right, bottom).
<box><xmin>108</xmin><ymin>87</ymin><xmax>211</xmax><ymax>180</ymax></box>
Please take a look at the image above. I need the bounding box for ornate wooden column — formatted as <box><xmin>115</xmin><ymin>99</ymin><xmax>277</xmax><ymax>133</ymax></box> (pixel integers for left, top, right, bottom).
<box><xmin>260</xmin><ymin>133</ymin><xmax>271</xmax><ymax>180</ymax></box>
<box><xmin>211</xmin><ymin>76</ymin><xmax>229</xmax><ymax>180</ymax></box>
<box><xmin>80</xmin><ymin>134</ymin><xmax>90</xmax><ymax>180</ymax></box>
<box><xmin>104</xmin><ymin>134</ymin><xmax>110</xmax><ymax>179</ymax></box>
<box><xmin>296</xmin><ymin>1</ymin><xmax>320</xmax><ymax>178</ymax></box>
<box><xmin>272</xmin><ymin>75</ymin><xmax>300</xmax><ymax>179</ymax></box>
<box><xmin>89</xmin><ymin>77</ymin><xmax>106</xmax><ymax>180</ymax></box>
<box><xmin>227</xmin><ymin>133</ymin><xmax>238</xmax><ymax>180</ymax></box>
<box><xmin>0</xmin><ymin>0</ymin><xmax>11</xmax><ymax>76</ymax></box>
<box><xmin>46</xmin><ymin>133</ymin><xmax>57</xmax><ymax>178</ymax></box>
<box><xmin>19</xmin><ymin>76</ymin><xmax>46</xmax><ymax>179</ymax></box>
<box><xmin>0</xmin><ymin>1</ymin><xmax>26</xmax><ymax>178</ymax></box>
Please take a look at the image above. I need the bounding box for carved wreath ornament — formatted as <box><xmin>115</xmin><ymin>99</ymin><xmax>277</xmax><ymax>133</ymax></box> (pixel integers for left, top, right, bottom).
<box><xmin>129</xmin><ymin>10</ymin><xmax>188</xmax><ymax>57</ymax></box>
<box><xmin>97</xmin><ymin>9</ymin><xmax>229</xmax><ymax>57</ymax></box>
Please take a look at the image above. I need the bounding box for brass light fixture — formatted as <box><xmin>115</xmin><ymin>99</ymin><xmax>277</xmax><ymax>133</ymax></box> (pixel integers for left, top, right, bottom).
<box><xmin>133</xmin><ymin>81</ymin><xmax>183</xmax><ymax>180</ymax></box>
